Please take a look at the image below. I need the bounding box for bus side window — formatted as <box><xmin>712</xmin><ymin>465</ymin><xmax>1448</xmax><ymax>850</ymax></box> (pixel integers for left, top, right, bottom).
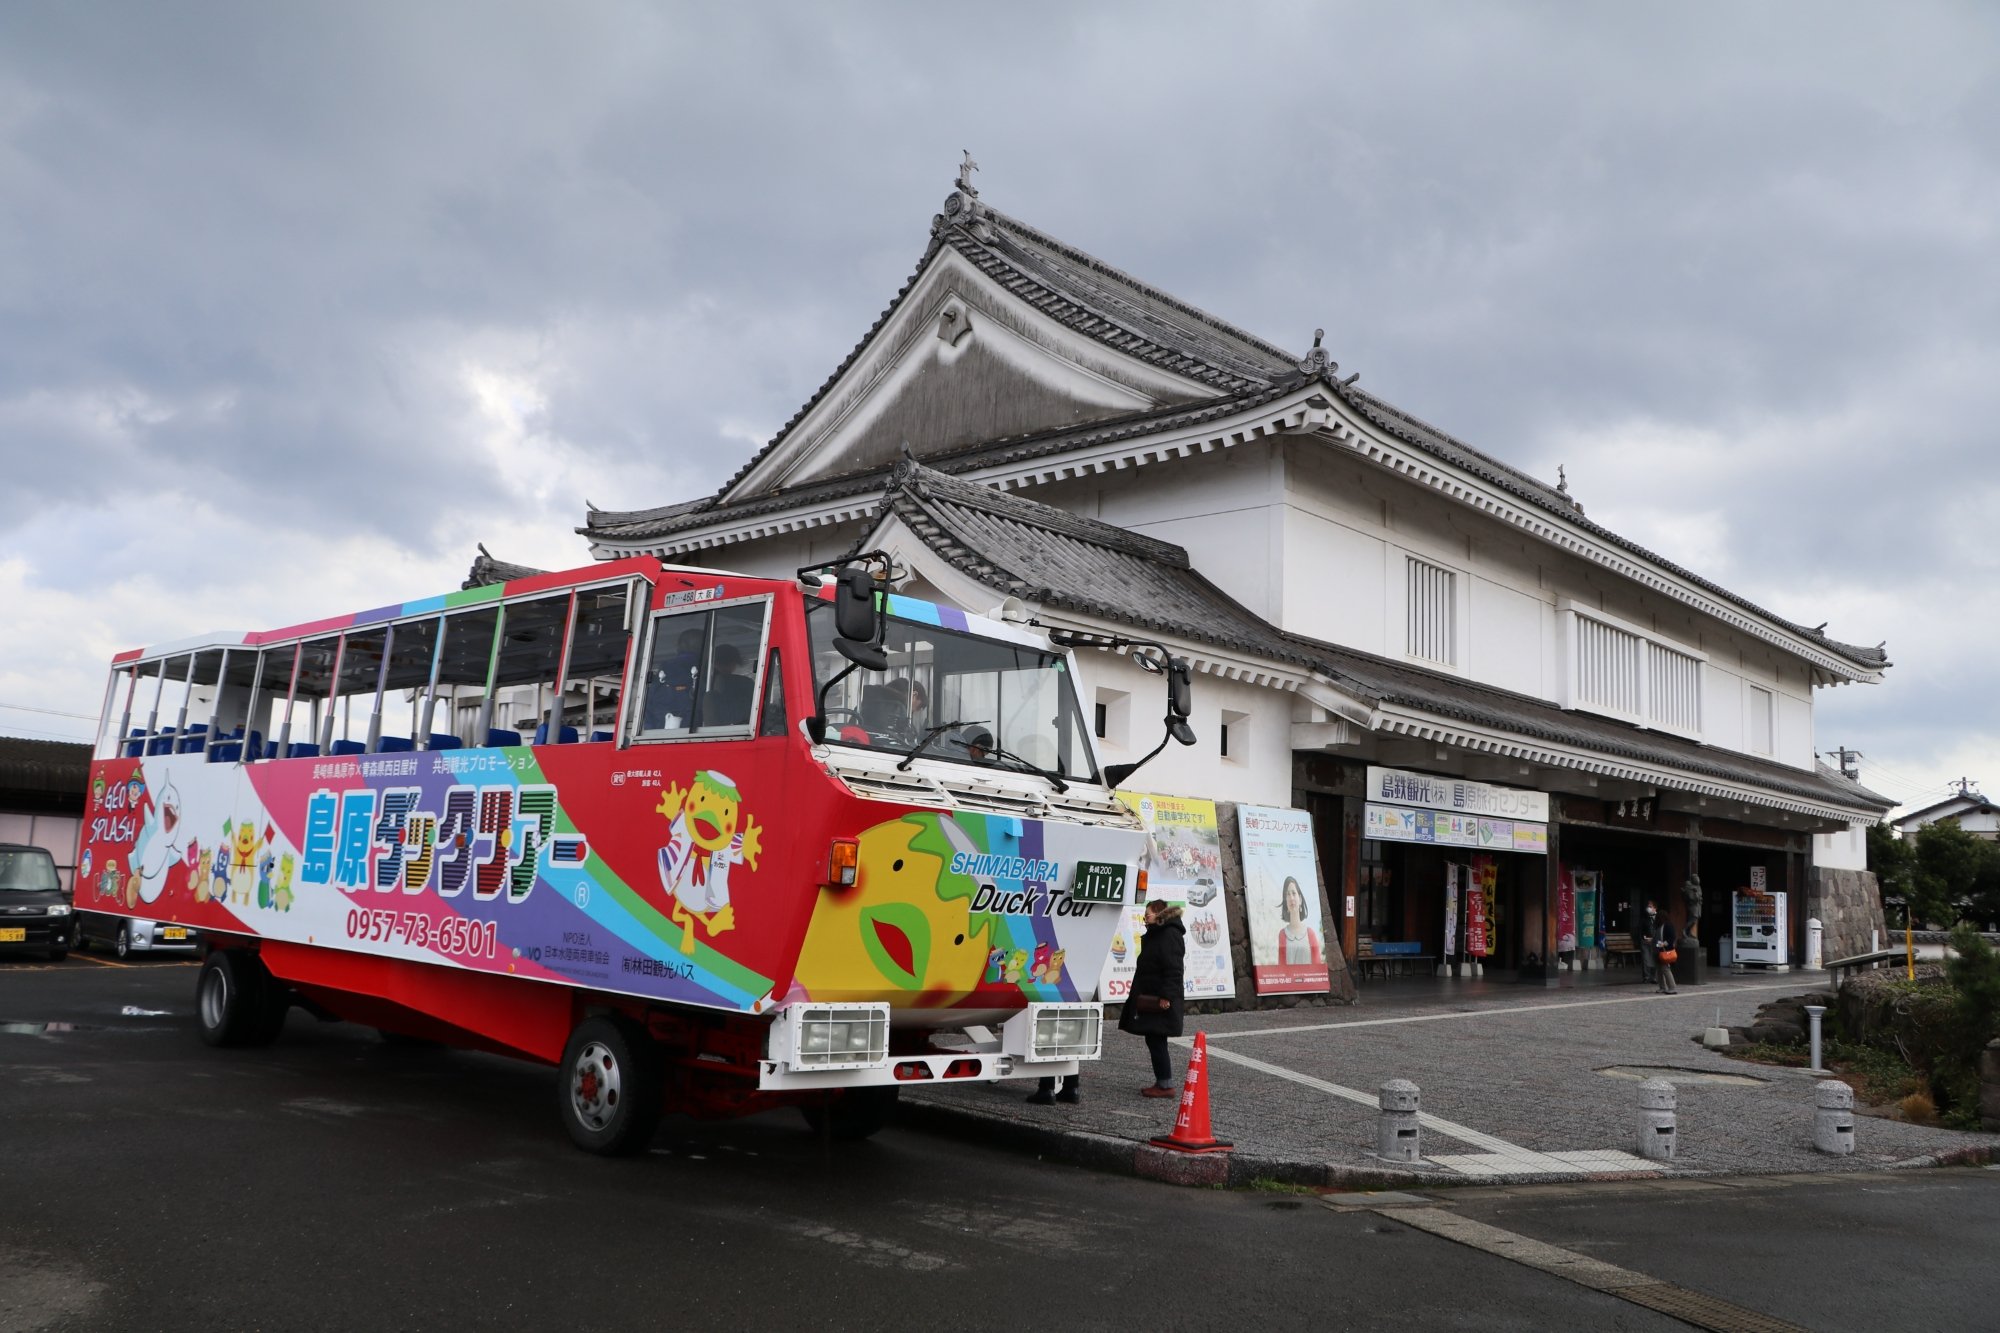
<box><xmin>637</xmin><ymin>598</ymin><xmax>768</xmax><ymax>738</ymax></box>
<box><xmin>757</xmin><ymin>648</ymin><xmax>786</xmax><ymax>738</ymax></box>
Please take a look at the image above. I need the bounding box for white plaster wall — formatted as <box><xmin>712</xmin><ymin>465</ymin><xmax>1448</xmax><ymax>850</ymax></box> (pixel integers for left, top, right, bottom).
<box><xmin>1813</xmin><ymin>824</ymin><xmax>1868</xmax><ymax>871</ymax></box>
<box><xmin>1069</xmin><ymin>651</ymin><xmax>1293</xmax><ymax>807</ymax></box>
<box><xmin>1274</xmin><ymin>437</ymin><xmax>1837</xmax><ymax>773</ymax></box>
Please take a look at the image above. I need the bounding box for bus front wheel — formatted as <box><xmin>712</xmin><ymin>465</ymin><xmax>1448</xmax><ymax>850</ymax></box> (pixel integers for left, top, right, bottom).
<box><xmin>196</xmin><ymin>951</ymin><xmax>287</xmax><ymax>1048</ymax></box>
<box><xmin>557</xmin><ymin>1015</ymin><xmax>663</xmax><ymax>1156</ymax></box>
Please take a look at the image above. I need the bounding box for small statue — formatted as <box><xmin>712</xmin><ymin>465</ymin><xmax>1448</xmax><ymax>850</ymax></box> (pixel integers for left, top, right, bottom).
<box><xmin>1682</xmin><ymin>872</ymin><xmax>1703</xmax><ymax>941</ymax></box>
<box><xmin>957</xmin><ymin>150</ymin><xmax>980</xmax><ymax>194</ymax></box>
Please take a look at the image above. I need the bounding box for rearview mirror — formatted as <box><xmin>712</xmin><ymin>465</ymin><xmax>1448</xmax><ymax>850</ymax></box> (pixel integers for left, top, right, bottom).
<box><xmin>834</xmin><ymin>566</ymin><xmax>878</xmax><ymax>643</ymax></box>
<box><xmin>1167</xmin><ymin>657</ymin><xmax>1192</xmax><ymax>720</ymax></box>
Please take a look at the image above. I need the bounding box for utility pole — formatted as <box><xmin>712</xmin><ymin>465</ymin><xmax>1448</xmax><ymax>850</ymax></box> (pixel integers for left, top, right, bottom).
<box><xmin>1825</xmin><ymin>747</ymin><xmax>1861</xmax><ymax>781</ymax></box>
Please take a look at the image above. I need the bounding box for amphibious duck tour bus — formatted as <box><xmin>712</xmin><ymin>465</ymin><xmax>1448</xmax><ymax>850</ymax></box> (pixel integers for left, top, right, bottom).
<box><xmin>78</xmin><ymin>555</ymin><xmax>1192</xmax><ymax>1153</ymax></box>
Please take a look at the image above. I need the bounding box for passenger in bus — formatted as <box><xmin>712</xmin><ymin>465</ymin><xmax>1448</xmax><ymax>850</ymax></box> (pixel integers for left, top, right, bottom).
<box><xmin>704</xmin><ymin>643</ymin><xmax>754</xmax><ymax>728</ymax></box>
<box><xmin>644</xmin><ymin>627</ymin><xmax>705</xmax><ymax>730</ymax></box>
<box><xmin>858</xmin><ymin>683</ymin><xmax>910</xmax><ymax>740</ymax></box>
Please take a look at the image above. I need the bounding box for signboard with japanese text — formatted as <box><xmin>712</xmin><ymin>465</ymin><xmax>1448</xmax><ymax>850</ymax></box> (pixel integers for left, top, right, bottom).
<box><xmin>1098</xmin><ymin>791</ymin><xmax>1236</xmax><ymax>1001</ymax></box>
<box><xmin>1238</xmin><ymin>804</ymin><xmax>1330</xmax><ymax>995</ymax></box>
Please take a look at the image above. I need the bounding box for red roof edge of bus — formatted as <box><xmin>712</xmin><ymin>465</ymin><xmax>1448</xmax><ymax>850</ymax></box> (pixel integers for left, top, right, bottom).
<box><xmin>502</xmin><ymin>555</ymin><xmax>664</xmax><ymax>597</ymax></box>
<box><xmin>111</xmin><ymin>648</ymin><xmax>144</xmax><ymax>665</ymax></box>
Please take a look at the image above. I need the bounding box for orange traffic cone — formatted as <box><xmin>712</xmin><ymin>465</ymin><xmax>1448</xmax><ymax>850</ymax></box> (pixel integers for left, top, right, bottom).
<box><xmin>1149</xmin><ymin>1030</ymin><xmax>1232</xmax><ymax>1154</ymax></box>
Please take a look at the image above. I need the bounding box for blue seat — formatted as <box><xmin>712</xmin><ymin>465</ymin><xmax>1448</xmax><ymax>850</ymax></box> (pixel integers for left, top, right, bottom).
<box><xmin>268</xmin><ymin>739</ymin><xmax>319</xmax><ymax>759</ymax></box>
<box><xmin>532</xmin><ymin>724</ymin><xmax>579</xmax><ymax>744</ymax></box>
<box><xmin>484</xmin><ymin>728</ymin><xmax>521</xmax><ymax>748</ymax></box>
<box><xmin>146</xmin><ymin>727</ymin><xmax>177</xmax><ymax>756</ymax></box>
<box><xmin>590</xmin><ymin>730</ymin><xmax>613</xmax><ymax>743</ymax></box>
<box><xmin>124</xmin><ymin>728</ymin><xmax>147</xmax><ymax>758</ymax></box>
<box><xmin>378</xmin><ymin>735</ymin><xmax>414</xmax><ymax>752</ymax></box>
<box><xmin>211</xmin><ymin>728</ymin><xmax>264</xmax><ymax>763</ymax></box>
<box><xmin>177</xmin><ymin>724</ymin><xmax>209</xmax><ymax>754</ymax></box>
<box><xmin>426</xmin><ymin>733</ymin><xmax>462</xmax><ymax>751</ymax></box>
<box><xmin>329</xmin><ymin>739</ymin><xmax>366</xmax><ymax>756</ymax></box>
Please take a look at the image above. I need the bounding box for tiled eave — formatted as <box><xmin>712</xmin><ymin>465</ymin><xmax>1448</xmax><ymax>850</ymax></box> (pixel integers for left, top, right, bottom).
<box><xmin>588</xmin><ymin>388</ymin><xmax>1329</xmax><ymax>561</ymax></box>
<box><xmin>1368</xmin><ymin>705</ymin><xmax>1885</xmax><ymax>828</ymax></box>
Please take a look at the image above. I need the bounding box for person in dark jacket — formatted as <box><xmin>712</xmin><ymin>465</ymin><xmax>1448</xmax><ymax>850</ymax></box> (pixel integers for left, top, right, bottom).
<box><xmin>1633</xmin><ymin>902</ymin><xmax>1656</xmax><ymax>985</ymax></box>
<box><xmin>1117</xmin><ymin>900</ymin><xmax>1186</xmax><ymax>1097</ymax></box>
<box><xmin>1647</xmin><ymin>903</ymin><xmax>1680</xmax><ymax>995</ymax></box>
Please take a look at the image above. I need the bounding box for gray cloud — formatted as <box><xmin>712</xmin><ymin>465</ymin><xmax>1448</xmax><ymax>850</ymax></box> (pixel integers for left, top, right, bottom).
<box><xmin>1</xmin><ymin>0</ymin><xmax>1993</xmax><ymax>808</ymax></box>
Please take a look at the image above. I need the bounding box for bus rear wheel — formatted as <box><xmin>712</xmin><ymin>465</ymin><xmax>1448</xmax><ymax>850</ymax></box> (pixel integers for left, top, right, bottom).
<box><xmin>557</xmin><ymin>1015</ymin><xmax>663</xmax><ymax>1156</ymax></box>
<box><xmin>800</xmin><ymin>1085</ymin><xmax>899</xmax><ymax>1141</ymax></box>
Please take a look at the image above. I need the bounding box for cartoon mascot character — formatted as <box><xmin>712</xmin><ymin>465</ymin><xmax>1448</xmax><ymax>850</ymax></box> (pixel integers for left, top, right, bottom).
<box><xmin>656</xmin><ymin>771</ymin><xmax>762</xmax><ymax>955</ymax></box>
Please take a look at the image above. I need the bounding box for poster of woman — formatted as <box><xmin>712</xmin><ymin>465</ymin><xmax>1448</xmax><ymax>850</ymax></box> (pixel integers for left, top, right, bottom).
<box><xmin>1237</xmin><ymin>804</ymin><xmax>1331</xmax><ymax>995</ymax></box>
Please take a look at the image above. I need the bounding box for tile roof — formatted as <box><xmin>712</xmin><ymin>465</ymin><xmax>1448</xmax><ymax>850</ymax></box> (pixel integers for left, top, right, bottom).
<box><xmin>462</xmin><ymin>545</ymin><xmax>548</xmax><ymax>590</ymax></box>
<box><xmin>579</xmin><ymin>179</ymin><xmax>1886</xmax><ymax>674</ymax></box>
<box><xmin>874</xmin><ymin>461</ymin><xmax>1892</xmax><ymax>816</ymax></box>
<box><xmin>579</xmin><ymin>382</ymin><xmax>1299</xmax><ymax>543</ymax></box>
<box><xmin>0</xmin><ymin>736</ymin><xmax>91</xmax><ymax>799</ymax></box>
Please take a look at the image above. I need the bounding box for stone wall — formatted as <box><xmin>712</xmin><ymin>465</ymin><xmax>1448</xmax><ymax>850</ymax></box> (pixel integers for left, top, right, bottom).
<box><xmin>1807</xmin><ymin>866</ymin><xmax>1888</xmax><ymax>963</ymax></box>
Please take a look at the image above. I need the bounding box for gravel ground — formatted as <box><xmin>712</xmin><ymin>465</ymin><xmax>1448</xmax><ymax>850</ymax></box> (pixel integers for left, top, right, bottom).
<box><xmin>905</xmin><ymin>971</ymin><xmax>2000</xmax><ymax>1184</ymax></box>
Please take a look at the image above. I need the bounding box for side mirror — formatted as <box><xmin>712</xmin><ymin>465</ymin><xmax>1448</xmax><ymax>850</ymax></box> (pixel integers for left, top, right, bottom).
<box><xmin>835</xmin><ymin>637</ymin><xmax>888</xmax><ymax>671</ymax></box>
<box><xmin>834</xmin><ymin>566</ymin><xmax>878</xmax><ymax>643</ymax></box>
<box><xmin>1167</xmin><ymin>657</ymin><xmax>1192</xmax><ymax>720</ymax></box>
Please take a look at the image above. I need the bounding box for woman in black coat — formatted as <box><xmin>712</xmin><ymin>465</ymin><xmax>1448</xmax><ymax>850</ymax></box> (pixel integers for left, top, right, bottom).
<box><xmin>1117</xmin><ymin>900</ymin><xmax>1187</xmax><ymax>1097</ymax></box>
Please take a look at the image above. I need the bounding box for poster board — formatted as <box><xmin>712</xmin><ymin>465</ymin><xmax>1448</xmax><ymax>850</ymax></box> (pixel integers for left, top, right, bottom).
<box><xmin>1097</xmin><ymin>791</ymin><xmax>1236</xmax><ymax>1001</ymax></box>
<box><xmin>1238</xmin><ymin>804</ymin><xmax>1331</xmax><ymax>995</ymax></box>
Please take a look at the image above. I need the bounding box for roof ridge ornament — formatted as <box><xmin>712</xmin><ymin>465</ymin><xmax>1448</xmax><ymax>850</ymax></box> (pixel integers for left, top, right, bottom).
<box><xmin>932</xmin><ymin>150</ymin><xmax>994</xmax><ymax>242</ymax></box>
<box><xmin>1297</xmin><ymin>328</ymin><xmax>1333</xmax><ymax>377</ymax></box>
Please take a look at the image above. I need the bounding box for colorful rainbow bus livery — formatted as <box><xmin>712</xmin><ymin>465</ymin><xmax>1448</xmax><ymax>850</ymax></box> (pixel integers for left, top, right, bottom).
<box><xmin>80</xmin><ymin>556</ymin><xmax>1155</xmax><ymax>1152</ymax></box>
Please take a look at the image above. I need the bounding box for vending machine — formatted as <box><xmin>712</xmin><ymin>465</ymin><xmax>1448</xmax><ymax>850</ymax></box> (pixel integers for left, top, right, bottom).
<box><xmin>1732</xmin><ymin>884</ymin><xmax>1790</xmax><ymax>969</ymax></box>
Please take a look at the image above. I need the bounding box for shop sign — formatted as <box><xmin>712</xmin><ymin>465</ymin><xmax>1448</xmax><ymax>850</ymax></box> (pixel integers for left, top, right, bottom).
<box><xmin>1365</xmin><ymin>803</ymin><xmax>1548</xmax><ymax>855</ymax></box>
<box><xmin>1366</xmin><ymin>766</ymin><xmax>1550</xmax><ymax>824</ymax></box>
<box><xmin>1467</xmin><ymin>855</ymin><xmax>1493</xmax><ymax>957</ymax></box>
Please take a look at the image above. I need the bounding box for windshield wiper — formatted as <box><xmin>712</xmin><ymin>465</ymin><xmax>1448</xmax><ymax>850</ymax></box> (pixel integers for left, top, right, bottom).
<box><xmin>896</xmin><ymin>720</ymin><xmax>982</xmax><ymax>771</ymax></box>
<box><xmin>979</xmin><ymin>741</ymin><xmax>1070</xmax><ymax>794</ymax></box>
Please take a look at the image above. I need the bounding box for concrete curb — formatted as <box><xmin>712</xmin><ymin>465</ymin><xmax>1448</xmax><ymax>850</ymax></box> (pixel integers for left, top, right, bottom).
<box><xmin>898</xmin><ymin>1099</ymin><xmax>1997</xmax><ymax>1192</ymax></box>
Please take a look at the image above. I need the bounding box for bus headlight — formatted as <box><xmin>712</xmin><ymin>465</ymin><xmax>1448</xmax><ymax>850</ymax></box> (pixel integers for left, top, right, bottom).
<box><xmin>770</xmin><ymin>1003</ymin><xmax>890</xmax><ymax>1071</ymax></box>
<box><xmin>1003</xmin><ymin>1003</ymin><xmax>1102</xmax><ymax>1062</ymax></box>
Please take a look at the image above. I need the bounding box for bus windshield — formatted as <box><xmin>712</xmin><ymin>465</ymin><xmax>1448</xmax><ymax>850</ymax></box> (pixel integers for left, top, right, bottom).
<box><xmin>807</xmin><ymin>602</ymin><xmax>1098</xmax><ymax>783</ymax></box>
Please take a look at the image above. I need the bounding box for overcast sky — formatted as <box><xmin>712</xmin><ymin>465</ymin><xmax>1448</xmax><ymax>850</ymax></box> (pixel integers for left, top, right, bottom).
<box><xmin>2</xmin><ymin>2</ymin><xmax>1992</xmax><ymax>815</ymax></box>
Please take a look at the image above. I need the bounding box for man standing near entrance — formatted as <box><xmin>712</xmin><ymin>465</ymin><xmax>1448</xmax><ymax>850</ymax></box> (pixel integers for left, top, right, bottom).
<box><xmin>1634</xmin><ymin>903</ymin><xmax>1656</xmax><ymax>985</ymax></box>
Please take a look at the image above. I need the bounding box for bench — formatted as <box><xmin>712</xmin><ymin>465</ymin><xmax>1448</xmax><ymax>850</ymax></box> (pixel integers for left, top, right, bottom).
<box><xmin>1356</xmin><ymin>953</ymin><xmax>1437</xmax><ymax>980</ymax></box>
<box><xmin>1603</xmin><ymin>939</ymin><xmax>1643</xmax><ymax>969</ymax></box>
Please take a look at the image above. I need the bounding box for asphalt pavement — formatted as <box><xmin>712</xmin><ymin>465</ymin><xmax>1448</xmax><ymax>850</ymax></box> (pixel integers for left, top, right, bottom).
<box><xmin>6</xmin><ymin>957</ymin><xmax>2000</xmax><ymax>1332</ymax></box>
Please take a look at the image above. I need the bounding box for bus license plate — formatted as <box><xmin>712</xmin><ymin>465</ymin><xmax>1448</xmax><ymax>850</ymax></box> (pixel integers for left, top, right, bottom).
<box><xmin>0</xmin><ymin>928</ymin><xmax>24</xmax><ymax>943</ymax></box>
<box><xmin>162</xmin><ymin>927</ymin><xmax>187</xmax><ymax>940</ymax></box>
<box><xmin>1070</xmin><ymin>861</ymin><xmax>1128</xmax><ymax>904</ymax></box>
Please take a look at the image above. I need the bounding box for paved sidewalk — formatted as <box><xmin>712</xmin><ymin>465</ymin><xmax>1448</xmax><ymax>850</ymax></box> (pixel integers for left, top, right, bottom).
<box><xmin>902</xmin><ymin>972</ymin><xmax>2000</xmax><ymax>1189</ymax></box>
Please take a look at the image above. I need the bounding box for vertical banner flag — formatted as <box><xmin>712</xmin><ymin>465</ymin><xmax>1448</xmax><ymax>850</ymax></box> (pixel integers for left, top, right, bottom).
<box><xmin>1557</xmin><ymin>863</ymin><xmax>1577</xmax><ymax>954</ymax></box>
<box><xmin>1573</xmin><ymin>870</ymin><xmax>1600</xmax><ymax>951</ymax></box>
<box><xmin>1468</xmin><ymin>853</ymin><xmax>1495</xmax><ymax>957</ymax></box>
<box><xmin>1443</xmin><ymin>863</ymin><xmax>1460</xmax><ymax>959</ymax></box>
<box><xmin>1238</xmin><ymin>804</ymin><xmax>1330</xmax><ymax>996</ymax></box>
<box><xmin>1103</xmin><ymin>791</ymin><xmax>1235</xmax><ymax>1000</ymax></box>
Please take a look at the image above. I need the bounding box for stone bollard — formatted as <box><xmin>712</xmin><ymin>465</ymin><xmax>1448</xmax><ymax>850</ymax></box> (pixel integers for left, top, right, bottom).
<box><xmin>1377</xmin><ymin>1079</ymin><xmax>1422</xmax><ymax>1163</ymax></box>
<box><xmin>1636</xmin><ymin>1078</ymin><xmax>1677</xmax><ymax>1162</ymax></box>
<box><xmin>1814</xmin><ymin>1081</ymin><xmax>1855</xmax><ymax>1155</ymax></box>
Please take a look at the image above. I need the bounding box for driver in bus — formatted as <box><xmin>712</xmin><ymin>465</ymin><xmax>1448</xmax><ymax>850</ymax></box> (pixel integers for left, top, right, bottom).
<box><xmin>704</xmin><ymin>643</ymin><xmax>754</xmax><ymax>728</ymax></box>
<box><xmin>644</xmin><ymin>627</ymin><xmax>705</xmax><ymax>730</ymax></box>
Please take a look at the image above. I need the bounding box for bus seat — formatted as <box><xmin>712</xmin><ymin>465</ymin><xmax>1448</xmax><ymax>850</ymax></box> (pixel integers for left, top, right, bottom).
<box><xmin>532</xmin><ymin>724</ymin><xmax>579</xmax><ymax>744</ymax></box>
<box><xmin>176</xmin><ymin>724</ymin><xmax>209</xmax><ymax>754</ymax></box>
<box><xmin>425</xmin><ymin>733</ymin><xmax>462</xmax><ymax>750</ymax></box>
<box><xmin>330</xmin><ymin>739</ymin><xmax>366</xmax><ymax>756</ymax></box>
<box><xmin>485</xmin><ymin>728</ymin><xmax>522</xmax><ymax>748</ymax></box>
<box><xmin>378</xmin><ymin>735</ymin><xmax>414</xmax><ymax>752</ymax></box>
<box><xmin>589</xmin><ymin>730</ymin><xmax>613</xmax><ymax>743</ymax></box>
<box><xmin>125</xmin><ymin>729</ymin><xmax>147</xmax><ymax>758</ymax></box>
<box><xmin>146</xmin><ymin>727</ymin><xmax>177</xmax><ymax>756</ymax></box>
<box><xmin>274</xmin><ymin>741</ymin><xmax>319</xmax><ymax>759</ymax></box>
